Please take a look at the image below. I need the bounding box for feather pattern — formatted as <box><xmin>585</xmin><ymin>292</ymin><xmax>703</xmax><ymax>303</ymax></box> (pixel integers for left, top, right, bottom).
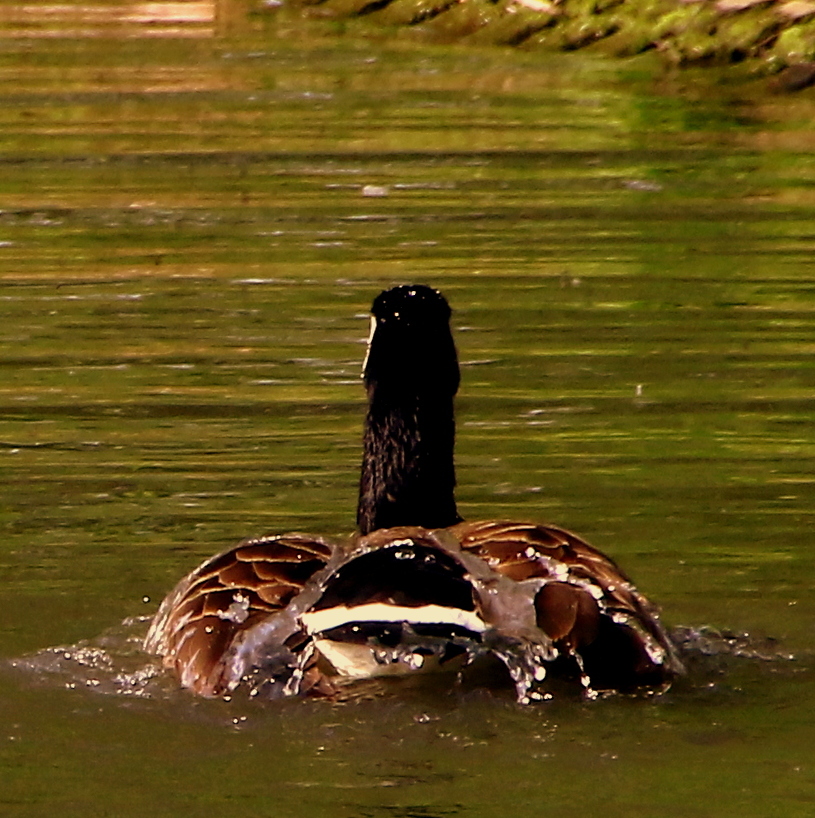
<box><xmin>144</xmin><ymin>534</ymin><xmax>333</xmax><ymax>697</ymax></box>
<box><xmin>451</xmin><ymin>520</ymin><xmax>682</xmax><ymax>689</ymax></box>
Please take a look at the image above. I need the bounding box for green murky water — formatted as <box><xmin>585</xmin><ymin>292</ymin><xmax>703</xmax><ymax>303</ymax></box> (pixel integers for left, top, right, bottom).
<box><xmin>2</xmin><ymin>3</ymin><xmax>815</xmax><ymax>815</ymax></box>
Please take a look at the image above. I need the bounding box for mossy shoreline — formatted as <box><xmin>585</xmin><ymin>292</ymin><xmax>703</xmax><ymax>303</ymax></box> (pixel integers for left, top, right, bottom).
<box><xmin>283</xmin><ymin>0</ymin><xmax>815</xmax><ymax>78</ymax></box>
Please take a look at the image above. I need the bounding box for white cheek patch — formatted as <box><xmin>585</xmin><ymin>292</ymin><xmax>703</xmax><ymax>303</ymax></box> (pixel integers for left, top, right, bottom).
<box><xmin>361</xmin><ymin>315</ymin><xmax>376</xmax><ymax>376</ymax></box>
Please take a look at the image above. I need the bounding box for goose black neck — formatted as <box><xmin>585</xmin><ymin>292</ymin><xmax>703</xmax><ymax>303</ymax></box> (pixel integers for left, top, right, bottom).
<box><xmin>357</xmin><ymin>285</ymin><xmax>462</xmax><ymax>535</ymax></box>
<box><xmin>357</xmin><ymin>382</ymin><xmax>460</xmax><ymax>534</ymax></box>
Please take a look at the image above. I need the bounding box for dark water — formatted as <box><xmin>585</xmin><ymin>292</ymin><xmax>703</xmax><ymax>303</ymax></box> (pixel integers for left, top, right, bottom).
<box><xmin>2</xmin><ymin>2</ymin><xmax>815</xmax><ymax>815</ymax></box>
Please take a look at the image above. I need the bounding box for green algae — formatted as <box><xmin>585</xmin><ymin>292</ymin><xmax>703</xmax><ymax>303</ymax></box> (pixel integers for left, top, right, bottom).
<box><xmin>774</xmin><ymin>15</ymin><xmax>815</xmax><ymax>60</ymax></box>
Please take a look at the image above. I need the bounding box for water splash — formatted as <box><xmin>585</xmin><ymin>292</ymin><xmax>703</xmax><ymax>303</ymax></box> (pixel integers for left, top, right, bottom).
<box><xmin>8</xmin><ymin>618</ymin><xmax>802</xmax><ymax>709</ymax></box>
<box><xmin>8</xmin><ymin>616</ymin><xmax>167</xmax><ymax>699</ymax></box>
<box><xmin>672</xmin><ymin>625</ymin><xmax>797</xmax><ymax>664</ymax></box>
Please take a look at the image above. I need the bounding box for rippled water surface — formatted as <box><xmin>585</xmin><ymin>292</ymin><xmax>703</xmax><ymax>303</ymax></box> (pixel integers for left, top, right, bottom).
<box><xmin>2</xmin><ymin>4</ymin><xmax>815</xmax><ymax>816</ymax></box>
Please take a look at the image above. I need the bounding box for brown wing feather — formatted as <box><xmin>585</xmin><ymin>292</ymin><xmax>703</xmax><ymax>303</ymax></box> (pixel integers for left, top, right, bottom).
<box><xmin>144</xmin><ymin>534</ymin><xmax>333</xmax><ymax>697</ymax></box>
<box><xmin>449</xmin><ymin>520</ymin><xmax>682</xmax><ymax>689</ymax></box>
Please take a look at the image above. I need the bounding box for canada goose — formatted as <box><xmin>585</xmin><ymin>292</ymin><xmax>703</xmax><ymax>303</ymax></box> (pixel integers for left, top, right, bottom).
<box><xmin>144</xmin><ymin>285</ymin><xmax>682</xmax><ymax>699</ymax></box>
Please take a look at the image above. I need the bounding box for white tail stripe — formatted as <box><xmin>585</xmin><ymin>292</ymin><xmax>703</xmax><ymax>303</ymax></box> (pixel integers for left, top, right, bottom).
<box><xmin>301</xmin><ymin>602</ymin><xmax>486</xmax><ymax>635</ymax></box>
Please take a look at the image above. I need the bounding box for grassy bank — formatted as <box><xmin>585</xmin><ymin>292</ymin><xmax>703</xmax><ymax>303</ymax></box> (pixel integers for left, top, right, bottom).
<box><xmin>285</xmin><ymin>0</ymin><xmax>815</xmax><ymax>77</ymax></box>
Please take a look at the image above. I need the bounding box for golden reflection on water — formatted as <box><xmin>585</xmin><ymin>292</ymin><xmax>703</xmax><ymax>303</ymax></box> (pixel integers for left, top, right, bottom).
<box><xmin>2</xmin><ymin>0</ymin><xmax>216</xmax><ymax>37</ymax></box>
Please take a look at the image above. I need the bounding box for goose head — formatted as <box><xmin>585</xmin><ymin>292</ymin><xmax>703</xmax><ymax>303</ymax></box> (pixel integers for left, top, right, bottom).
<box><xmin>363</xmin><ymin>284</ymin><xmax>460</xmax><ymax>397</ymax></box>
